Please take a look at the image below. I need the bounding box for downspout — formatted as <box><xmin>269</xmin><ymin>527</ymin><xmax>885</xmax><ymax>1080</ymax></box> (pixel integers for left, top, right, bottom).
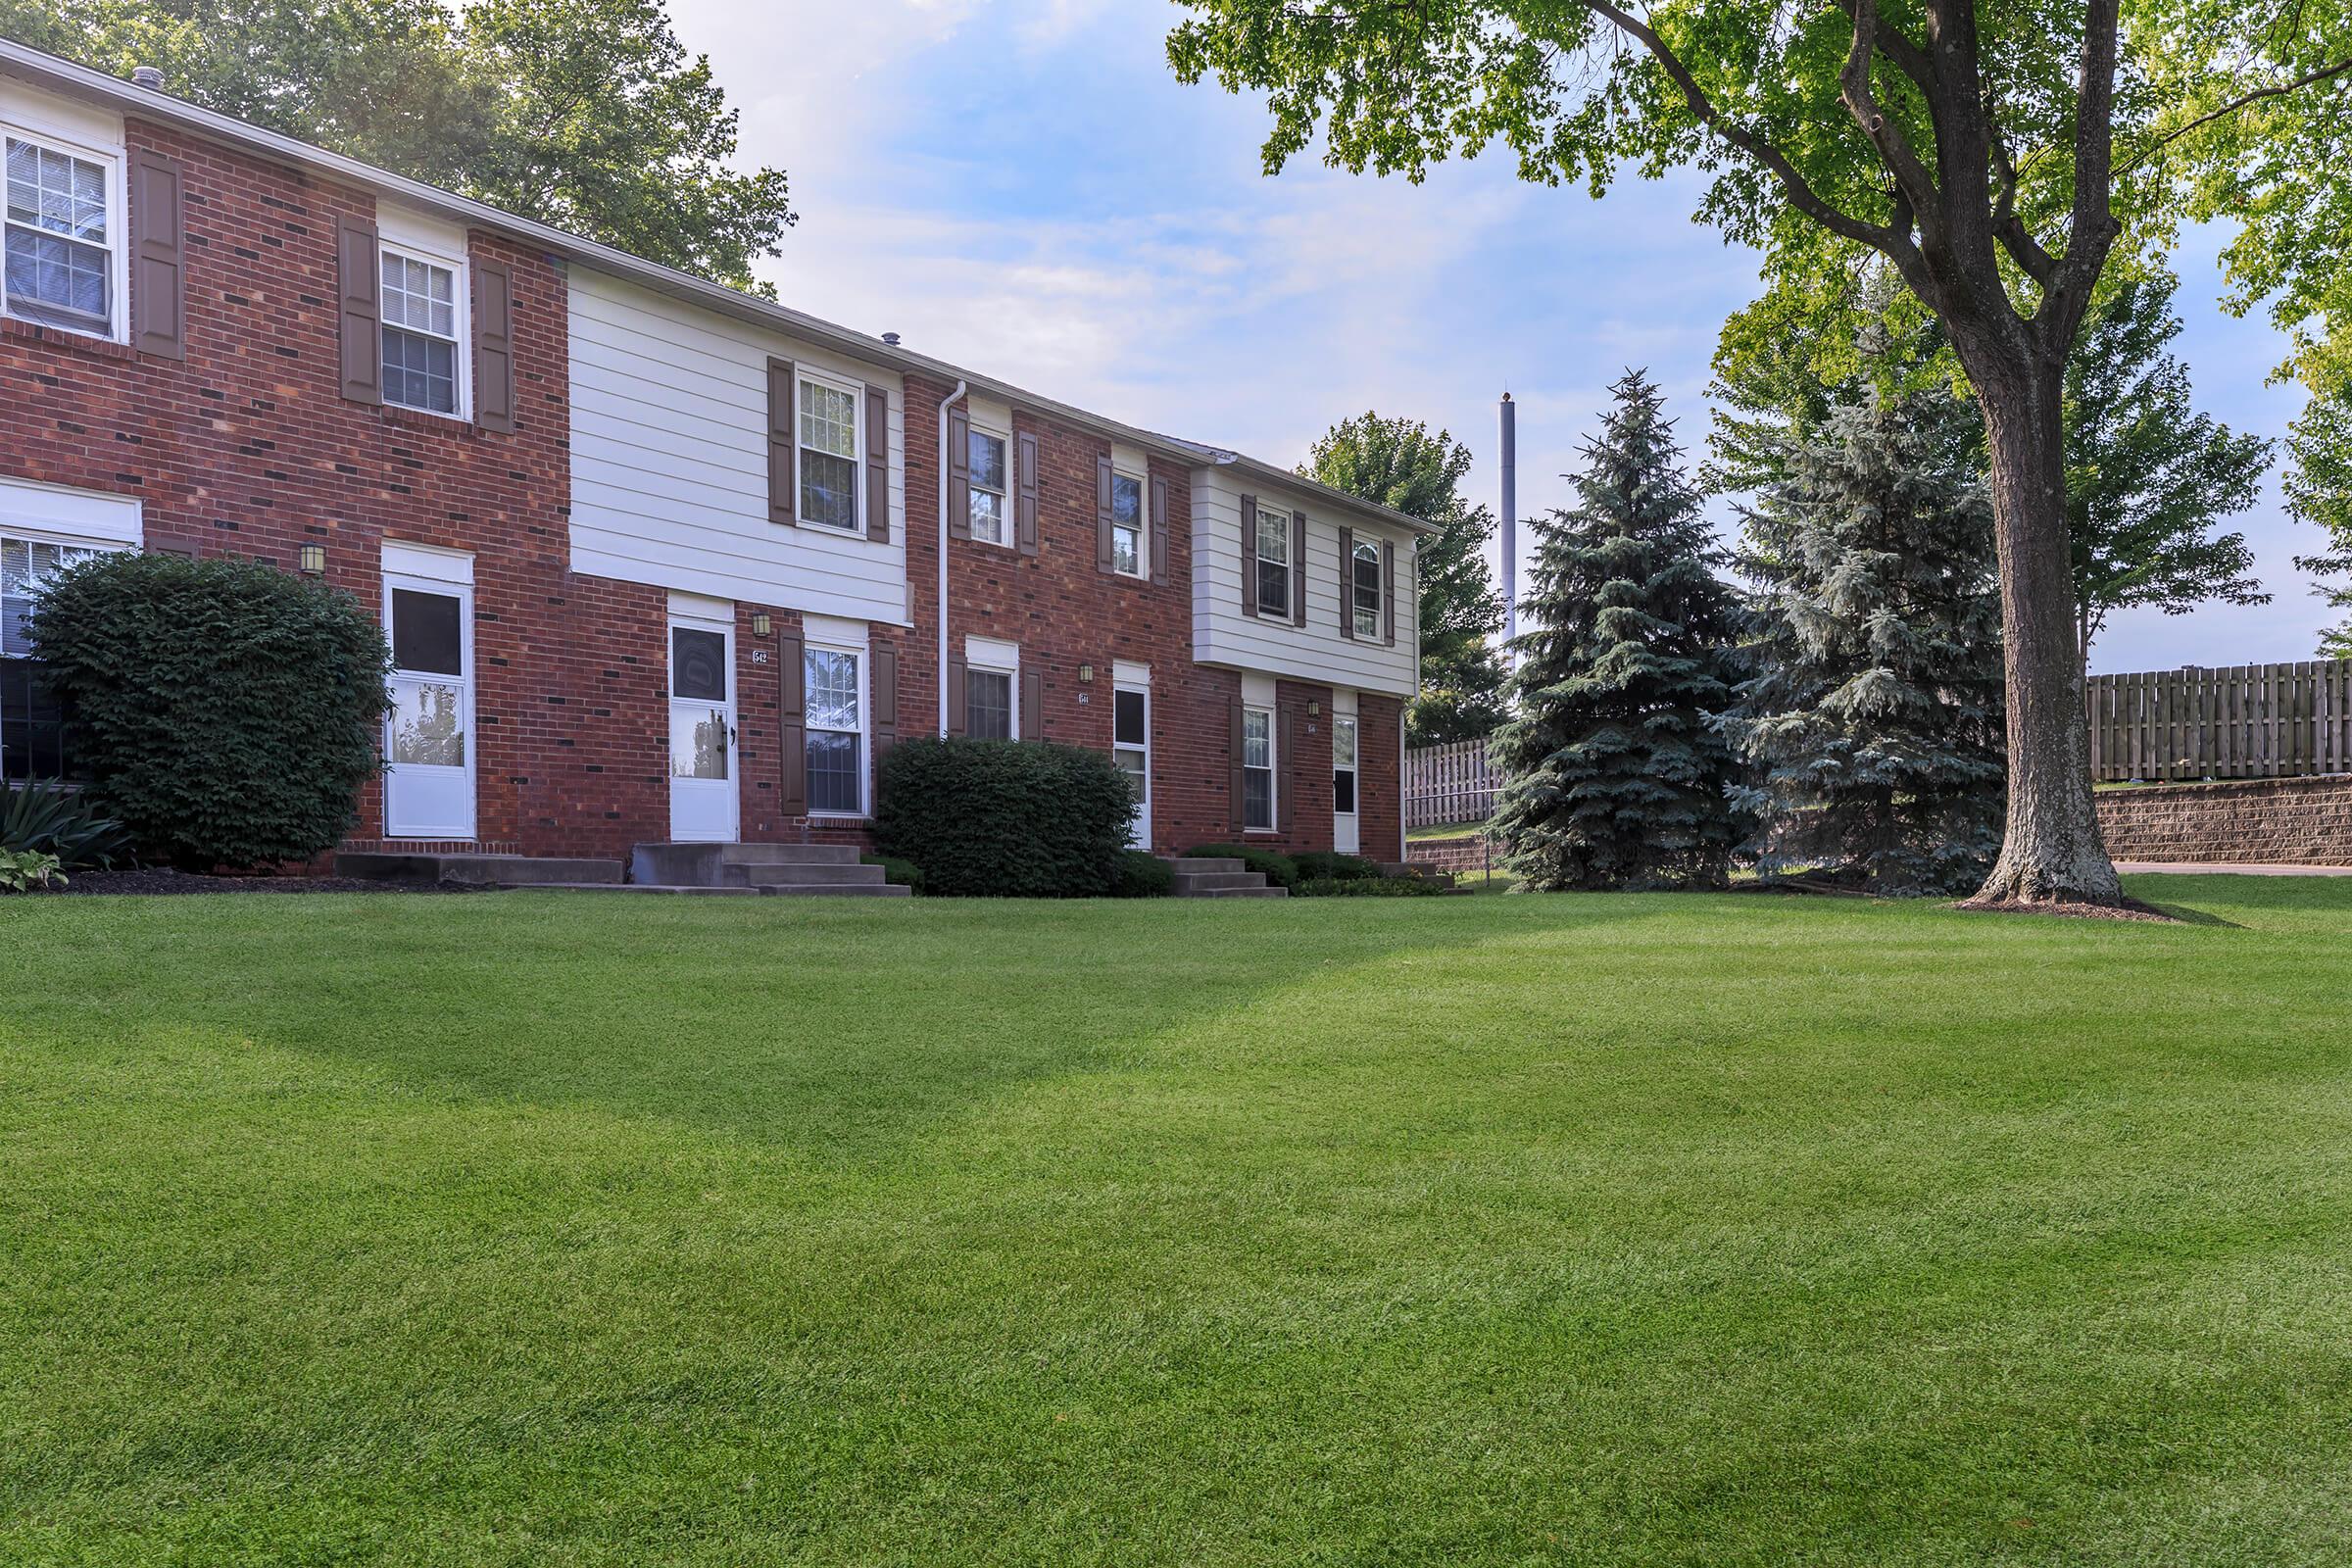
<box><xmin>936</xmin><ymin>379</ymin><xmax>967</xmax><ymax>737</ymax></box>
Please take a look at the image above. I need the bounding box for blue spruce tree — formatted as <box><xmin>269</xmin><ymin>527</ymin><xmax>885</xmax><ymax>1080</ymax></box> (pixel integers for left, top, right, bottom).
<box><xmin>1489</xmin><ymin>370</ymin><xmax>1744</xmax><ymax>890</ymax></box>
<box><xmin>1723</xmin><ymin>384</ymin><xmax>2005</xmax><ymax>894</ymax></box>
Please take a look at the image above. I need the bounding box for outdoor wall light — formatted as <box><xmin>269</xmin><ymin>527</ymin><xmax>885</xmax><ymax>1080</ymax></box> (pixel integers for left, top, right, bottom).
<box><xmin>751</xmin><ymin>612</ymin><xmax>772</xmax><ymax>638</ymax></box>
<box><xmin>1308</xmin><ymin>701</ymin><xmax>1321</xmax><ymax>717</ymax></box>
<box><xmin>1078</xmin><ymin>663</ymin><xmax>1095</xmax><ymax>683</ymax></box>
<box><xmin>298</xmin><ymin>544</ymin><xmax>326</xmax><ymax>576</ymax></box>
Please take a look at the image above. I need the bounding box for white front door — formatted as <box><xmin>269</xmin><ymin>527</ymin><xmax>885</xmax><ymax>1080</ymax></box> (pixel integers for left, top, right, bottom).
<box><xmin>1332</xmin><ymin>715</ymin><xmax>1360</xmax><ymax>855</ymax></box>
<box><xmin>1113</xmin><ymin>679</ymin><xmax>1150</xmax><ymax>850</ymax></box>
<box><xmin>667</xmin><ymin>612</ymin><xmax>737</xmax><ymax>842</ymax></box>
<box><xmin>384</xmin><ymin>575</ymin><xmax>475</xmax><ymax>840</ymax></box>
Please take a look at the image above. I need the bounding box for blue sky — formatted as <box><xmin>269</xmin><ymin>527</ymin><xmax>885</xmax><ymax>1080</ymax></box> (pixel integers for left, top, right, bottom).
<box><xmin>674</xmin><ymin>0</ymin><xmax>2335</xmax><ymax>674</ymax></box>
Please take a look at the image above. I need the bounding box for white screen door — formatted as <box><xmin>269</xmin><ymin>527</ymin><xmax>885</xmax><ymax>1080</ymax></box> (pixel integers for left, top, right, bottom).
<box><xmin>384</xmin><ymin>575</ymin><xmax>474</xmax><ymax>840</ymax></box>
<box><xmin>668</xmin><ymin>612</ymin><xmax>737</xmax><ymax>842</ymax></box>
<box><xmin>1113</xmin><ymin>680</ymin><xmax>1150</xmax><ymax>850</ymax></box>
<box><xmin>1332</xmin><ymin>715</ymin><xmax>1359</xmax><ymax>855</ymax></box>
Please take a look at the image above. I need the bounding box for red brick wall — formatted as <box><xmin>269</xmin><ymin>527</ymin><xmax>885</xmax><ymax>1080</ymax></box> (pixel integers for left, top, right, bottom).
<box><xmin>2096</xmin><ymin>774</ymin><xmax>2352</xmax><ymax>865</ymax></box>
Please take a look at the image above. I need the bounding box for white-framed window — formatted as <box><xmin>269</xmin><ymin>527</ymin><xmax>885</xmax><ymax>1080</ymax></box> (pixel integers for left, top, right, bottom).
<box><xmin>966</xmin><ymin>663</ymin><xmax>1014</xmax><ymax>740</ymax></box>
<box><xmin>1253</xmin><ymin>504</ymin><xmax>1290</xmax><ymax>617</ymax></box>
<box><xmin>799</xmin><ymin>372</ymin><xmax>861</xmax><ymax>531</ymax></box>
<box><xmin>4</xmin><ymin>127</ymin><xmax>123</xmax><ymax>340</ymax></box>
<box><xmin>968</xmin><ymin>424</ymin><xmax>1010</xmax><ymax>546</ymax></box>
<box><xmin>1110</xmin><ymin>470</ymin><xmax>1146</xmax><ymax>577</ymax></box>
<box><xmin>2</xmin><ymin>531</ymin><xmax>102</xmax><ymax>781</ymax></box>
<box><xmin>805</xmin><ymin>642</ymin><xmax>864</xmax><ymax>814</ymax></box>
<box><xmin>380</xmin><ymin>243</ymin><xmax>466</xmax><ymax>416</ymax></box>
<box><xmin>1243</xmin><ymin>705</ymin><xmax>1275</xmax><ymax>832</ymax></box>
<box><xmin>1351</xmin><ymin>539</ymin><xmax>1382</xmax><ymax>638</ymax></box>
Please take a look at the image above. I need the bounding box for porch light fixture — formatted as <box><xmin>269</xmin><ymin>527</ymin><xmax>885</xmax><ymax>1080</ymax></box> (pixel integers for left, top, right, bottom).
<box><xmin>1308</xmin><ymin>701</ymin><xmax>1320</xmax><ymax>717</ymax></box>
<box><xmin>751</xmin><ymin>613</ymin><xmax>772</xmax><ymax>638</ymax></box>
<box><xmin>1078</xmin><ymin>663</ymin><xmax>1095</xmax><ymax>683</ymax></box>
<box><xmin>298</xmin><ymin>544</ymin><xmax>326</xmax><ymax>576</ymax></box>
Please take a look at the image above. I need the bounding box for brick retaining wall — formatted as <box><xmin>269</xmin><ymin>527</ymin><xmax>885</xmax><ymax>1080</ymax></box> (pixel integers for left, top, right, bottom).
<box><xmin>2096</xmin><ymin>774</ymin><xmax>2352</xmax><ymax>866</ymax></box>
<box><xmin>1406</xmin><ymin>834</ymin><xmax>1492</xmax><ymax>875</ymax></box>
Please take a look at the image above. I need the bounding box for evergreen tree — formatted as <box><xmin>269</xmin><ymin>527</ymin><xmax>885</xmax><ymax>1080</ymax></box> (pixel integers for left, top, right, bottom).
<box><xmin>1724</xmin><ymin>386</ymin><xmax>2007</xmax><ymax>895</ymax></box>
<box><xmin>1488</xmin><ymin>371</ymin><xmax>1743</xmax><ymax>891</ymax></box>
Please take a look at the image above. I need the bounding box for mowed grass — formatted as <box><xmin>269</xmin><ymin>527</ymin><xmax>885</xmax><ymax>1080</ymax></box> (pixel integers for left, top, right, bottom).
<box><xmin>5</xmin><ymin>879</ymin><xmax>2352</xmax><ymax>1567</ymax></box>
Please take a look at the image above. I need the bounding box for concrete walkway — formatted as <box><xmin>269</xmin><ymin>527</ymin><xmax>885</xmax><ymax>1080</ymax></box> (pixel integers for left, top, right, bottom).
<box><xmin>2119</xmin><ymin>861</ymin><xmax>2352</xmax><ymax>877</ymax></box>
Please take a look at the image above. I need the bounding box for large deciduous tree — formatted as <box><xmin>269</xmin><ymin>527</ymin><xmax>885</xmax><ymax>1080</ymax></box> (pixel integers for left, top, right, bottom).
<box><xmin>1303</xmin><ymin>414</ymin><xmax>1509</xmax><ymax>743</ymax></box>
<box><xmin>1489</xmin><ymin>370</ymin><xmax>1742</xmax><ymax>891</ymax></box>
<box><xmin>1167</xmin><ymin>0</ymin><xmax>2348</xmax><ymax>907</ymax></box>
<box><xmin>3</xmin><ymin>0</ymin><xmax>795</xmax><ymax>291</ymax></box>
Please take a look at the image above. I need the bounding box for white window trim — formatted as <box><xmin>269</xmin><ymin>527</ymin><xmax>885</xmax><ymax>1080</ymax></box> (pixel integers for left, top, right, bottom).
<box><xmin>1351</xmin><ymin>538</ymin><xmax>1383</xmax><ymax>639</ymax></box>
<box><xmin>1</xmin><ymin>113</ymin><xmax>128</xmax><ymax>345</ymax></box>
<box><xmin>377</xmin><ymin>231</ymin><xmax>471</xmax><ymax>421</ymax></box>
<box><xmin>1110</xmin><ymin>466</ymin><xmax>1149</xmax><ymax>579</ymax></box>
<box><xmin>796</xmin><ymin>366</ymin><xmax>866</xmax><ymax>535</ymax></box>
<box><xmin>1243</xmin><ymin>703</ymin><xmax>1277</xmax><ymax>835</ymax></box>
<box><xmin>966</xmin><ymin>418</ymin><xmax>1013</xmax><ymax>551</ymax></box>
<box><xmin>1332</xmin><ymin>714</ymin><xmax>1359</xmax><ymax>816</ymax></box>
<box><xmin>805</xmin><ymin>639</ymin><xmax>867</xmax><ymax>817</ymax></box>
<box><xmin>1253</xmin><ymin>503</ymin><xmax>1291</xmax><ymax>617</ymax></box>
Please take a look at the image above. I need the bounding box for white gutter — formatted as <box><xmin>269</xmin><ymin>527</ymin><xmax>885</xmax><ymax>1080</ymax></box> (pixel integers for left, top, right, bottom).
<box><xmin>936</xmin><ymin>380</ymin><xmax>967</xmax><ymax>737</ymax></box>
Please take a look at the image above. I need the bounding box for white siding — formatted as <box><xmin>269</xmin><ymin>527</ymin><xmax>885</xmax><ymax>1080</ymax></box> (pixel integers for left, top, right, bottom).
<box><xmin>566</xmin><ymin>269</ymin><xmax>909</xmax><ymax>625</ymax></box>
<box><xmin>1190</xmin><ymin>467</ymin><xmax>1419</xmax><ymax>698</ymax></box>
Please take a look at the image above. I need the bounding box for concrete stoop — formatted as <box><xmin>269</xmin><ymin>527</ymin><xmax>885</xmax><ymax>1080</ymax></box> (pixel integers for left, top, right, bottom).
<box><xmin>1167</xmin><ymin>857</ymin><xmax>1289</xmax><ymax>899</ymax></box>
<box><xmin>336</xmin><ymin>852</ymin><xmax>624</xmax><ymax>887</ymax></box>
<box><xmin>628</xmin><ymin>842</ymin><xmax>910</xmax><ymax>898</ymax></box>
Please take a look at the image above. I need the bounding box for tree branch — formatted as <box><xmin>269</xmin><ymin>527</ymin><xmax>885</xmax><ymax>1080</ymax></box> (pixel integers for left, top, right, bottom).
<box><xmin>2047</xmin><ymin>0</ymin><xmax>2122</xmax><ymax>342</ymax></box>
<box><xmin>1987</xmin><ymin>113</ymin><xmax>2059</xmax><ymax>286</ymax></box>
<box><xmin>2114</xmin><ymin>53</ymin><xmax>2352</xmax><ymax>176</ymax></box>
<box><xmin>1574</xmin><ymin>0</ymin><xmax>1915</xmax><ymax>265</ymax></box>
<box><xmin>1837</xmin><ymin>0</ymin><xmax>1936</xmax><ymax>92</ymax></box>
<box><xmin>1837</xmin><ymin>0</ymin><xmax>1942</xmax><ymax>229</ymax></box>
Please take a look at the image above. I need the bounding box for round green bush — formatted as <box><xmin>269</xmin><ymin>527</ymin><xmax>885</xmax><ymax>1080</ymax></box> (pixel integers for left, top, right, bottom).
<box><xmin>1111</xmin><ymin>850</ymin><xmax>1174</xmax><ymax>898</ymax></box>
<box><xmin>1294</xmin><ymin>850</ymin><xmax>1380</xmax><ymax>883</ymax></box>
<box><xmin>1183</xmin><ymin>842</ymin><xmax>1300</xmax><ymax>888</ymax></box>
<box><xmin>873</xmin><ymin>737</ymin><xmax>1137</xmax><ymax>898</ymax></box>
<box><xmin>33</xmin><ymin>554</ymin><xmax>392</xmax><ymax>870</ymax></box>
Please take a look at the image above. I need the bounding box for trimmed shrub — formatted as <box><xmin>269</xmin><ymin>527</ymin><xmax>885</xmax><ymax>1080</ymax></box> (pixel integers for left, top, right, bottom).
<box><xmin>1294</xmin><ymin>851</ymin><xmax>1380</xmax><ymax>883</ymax></box>
<box><xmin>1297</xmin><ymin>872</ymin><xmax>1451</xmax><ymax>897</ymax></box>
<box><xmin>32</xmin><ymin>554</ymin><xmax>392</xmax><ymax>870</ymax></box>
<box><xmin>1110</xmin><ymin>850</ymin><xmax>1174</xmax><ymax>899</ymax></box>
<box><xmin>861</xmin><ymin>854</ymin><xmax>925</xmax><ymax>895</ymax></box>
<box><xmin>873</xmin><ymin>737</ymin><xmax>1135</xmax><ymax>898</ymax></box>
<box><xmin>1184</xmin><ymin>842</ymin><xmax>1299</xmax><ymax>889</ymax></box>
<box><xmin>1</xmin><ymin>780</ymin><xmax>131</xmax><ymax>869</ymax></box>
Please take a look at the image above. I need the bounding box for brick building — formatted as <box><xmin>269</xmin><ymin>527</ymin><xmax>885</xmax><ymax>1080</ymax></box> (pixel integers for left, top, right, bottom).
<box><xmin>1</xmin><ymin>40</ymin><xmax>1427</xmax><ymax>870</ymax></box>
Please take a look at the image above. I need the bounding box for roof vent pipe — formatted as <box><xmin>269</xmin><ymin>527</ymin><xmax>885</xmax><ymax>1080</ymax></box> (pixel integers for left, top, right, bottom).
<box><xmin>130</xmin><ymin>65</ymin><xmax>165</xmax><ymax>89</ymax></box>
<box><xmin>881</xmin><ymin>331</ymin><xmax>902</xmax><ymax>347</ymax></box>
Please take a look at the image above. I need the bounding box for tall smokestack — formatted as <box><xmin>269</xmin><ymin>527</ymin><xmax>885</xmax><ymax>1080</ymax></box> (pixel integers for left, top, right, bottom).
<box><xmin>1499</xmin><ymin>391</ymin><xmax>1517</xmax><ymax>650</ymax></box>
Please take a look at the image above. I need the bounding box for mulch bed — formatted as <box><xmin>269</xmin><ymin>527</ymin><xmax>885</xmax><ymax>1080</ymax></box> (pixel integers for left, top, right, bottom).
<box><xmin>1950</xmin><ymin>895</ymin><xmax>2178</xmax><ymax>923</ymax></box>
<box><xmin>47</xmin><ymin>869</ymin><xmax>481</xmax><ymax>897</ymax></box>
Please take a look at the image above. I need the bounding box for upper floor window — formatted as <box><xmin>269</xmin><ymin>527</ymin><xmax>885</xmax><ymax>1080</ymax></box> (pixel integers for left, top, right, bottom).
<box><xmin>799</xmin><ymin>376</ymin><xmax>860</xmax><ymax>531</ymax></box>
<box><xmin>5</xmin><ymin>134</ymin><xmax>115</xmax><ymax>338</ymax></box>
<box><xmin>1352</xmin><ymin>539</ymin><xmax>1382</xmax><ymax>638</ymax></box>
<box><xmin>380</xmin><ymin>246</ymin><xmax>461</xmax><ymax>415</ymax></box>
<box><xmin>1254</xmin><ymin>504</ymin><xmax>1290</xmax><ymax>617</ymax></box>
<box><xmin>1110</xmin><ymin>471</ymin><xmax>1145</xmax><ymax>577</ymax></box>
<box><xmin>968</xmin><ymin>427</ymin><xmax>1009</xmax><ymax>546</ymax></box>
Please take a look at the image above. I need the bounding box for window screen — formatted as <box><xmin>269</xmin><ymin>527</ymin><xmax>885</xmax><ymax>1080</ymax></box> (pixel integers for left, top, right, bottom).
<box><xmin>390</xmin><ymin>588</ymin><xmax>463</xmax><ymax>675</ymax></box>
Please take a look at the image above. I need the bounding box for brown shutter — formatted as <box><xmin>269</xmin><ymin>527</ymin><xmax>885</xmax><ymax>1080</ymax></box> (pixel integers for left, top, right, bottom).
<box><xmin>865</xmin><ymin>387</ymin><xmax>890</xmax><ymax>543</ymax></box>
<box><xmin>1292</xmin><ymin>511</ymin><xmax>1308</xmax><ymax>627</ymax></box>
<box><xmin>947</xmin><ymin>654</ymin><xmax>968</xmax><ymax>736</ymax></box>
<box><xmin>1239</xmin><ymin>495</ymin><xmax>1258</xmax><ymax>617</ymax></box>
<box><xmin>777</xmin><ymin>630</ymin><xmax>807</xmax><ymax>813</ymax></box>
<box><xmin>128</xmin><ymin>148</ymin><xmax>184</xmax><ymax>361</ymax></box>
<box><xmin>335</xmin><ymin>216</ymin><xmax>380</xmax><ymax>405</ymax></box>
<box><xmin>947</xmin><ymin>406</ymin><xmax>972</xmax><ymax>541</ymax></box>
<box><xmin>1338</xmin><ymin>524</ymin><xmax>1355</xmax><ymax>640</ymax></box>
<box><xmin>471</xmin><ymin>259</ymin><xmax>514</xmax><ymax>433</ymax></box>
<box><xmin>1383</xmin><ymin>541</ymin><xmax>1397</xmax><ymax>646</ymax></box>
<box><xmin>871</xmin><ymin>644</ymin><xmax>899</xmax><ymax>777</ymax></box>
<box><xmin>1150</xmin><ymin>476</ymin><xmax>1170</xmax><ymax>586</ymax></box>
<box><xmin>1229</xmin><ymin>698</ymin><xmax>1247</xmax><ymax>834</ymax></box>
<box><xmin>767</xmin><ymin>359</ymin><xmax>798</xmax><ymax>526</ymax></box>
<box><xmin>1096</xmin><ymin>454</ymin><xmax>1116</xmax><ymax>572</ymax></box>
<box><xmin>1016</xmin><ymin>429</ymin><xmax>1041</xmax><ymax>557</ymax></box>
<box><xmin>1021</xmin><ymin>667</ymin><xmax>1045</xmax><ymax>741</ymax></box>
<box><xmin>1281</xmin><ymin>703</ymin><xmax>1299</xmax><ymax>836</ymax></box>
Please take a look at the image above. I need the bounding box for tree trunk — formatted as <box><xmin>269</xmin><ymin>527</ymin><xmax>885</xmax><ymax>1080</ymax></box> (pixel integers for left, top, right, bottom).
<box><xmin>1972</xmin><ymin>360</ymin><xmax>2125</xmax><ymax>906</ymax></box>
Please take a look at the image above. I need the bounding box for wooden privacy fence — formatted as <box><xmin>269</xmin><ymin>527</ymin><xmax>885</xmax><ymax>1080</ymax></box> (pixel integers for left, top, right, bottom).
<box><xmin>1404</xmin><ymin>738</ymin><xmax>1501</xmax><ymax>828</ymax></box>
<box><xmin>2088</xmin><ymin>661</ymin><xmax>2352</xmax><ymax>782</ymax></box>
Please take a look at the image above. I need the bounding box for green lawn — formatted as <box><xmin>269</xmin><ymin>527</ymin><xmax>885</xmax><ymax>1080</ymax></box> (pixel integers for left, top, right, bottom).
<box><xmin>6</xmin><ymin>878</ymin><xmax>2352</xmax><ymax>1566</ymax></box>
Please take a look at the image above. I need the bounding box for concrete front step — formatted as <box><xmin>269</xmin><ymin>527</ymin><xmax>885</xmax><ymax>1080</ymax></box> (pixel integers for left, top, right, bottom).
<box><xmin>759</xmin><ymin>881</ymin><xmax>911</xmax><ymax>897</ymax></box>
<box><xmin>1192</xmin><ymin>884</ymin><xmax>1289</xmax><ymax>898</ymax></box>
<box><xmin>732</xmin><ymin>861</ymin><xmax>889</xmax><ymax>888</ymax></box>
<box><xmin>1173</xmin><ymin>857</ymin><xmax>1245</xmax><ymax>874</ymax></box>
<box><xmin>336</xmin><ymin>852</ymin><xmax>624</xmax><ymax>887</ymax></box>
<box><xmin>631</xmin><ymin>840</ymin><xmax>861</xmax><ymax>886</ymax></box>
<box><xmin>1171</xmin><ymin>870</ymin><xmax>1266</xmax><ymax>893</ymax></box>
